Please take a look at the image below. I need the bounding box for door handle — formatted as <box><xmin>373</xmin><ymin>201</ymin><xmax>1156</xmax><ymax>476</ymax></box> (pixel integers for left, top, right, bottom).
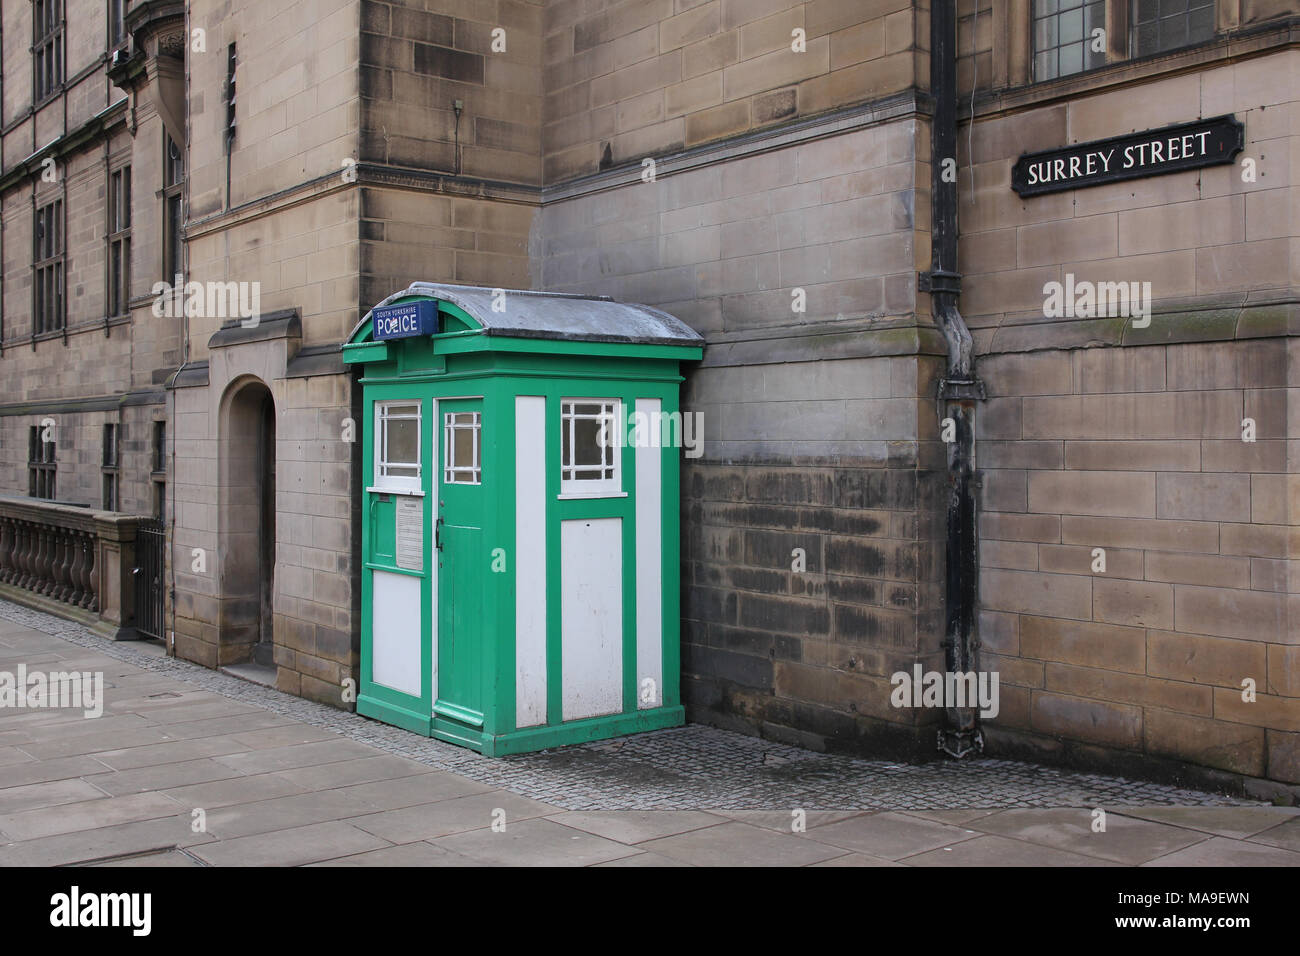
<box><xmin>435</xmin><ymin>515</ymin><xmax>444</xmax><ymax>552</ymax></box>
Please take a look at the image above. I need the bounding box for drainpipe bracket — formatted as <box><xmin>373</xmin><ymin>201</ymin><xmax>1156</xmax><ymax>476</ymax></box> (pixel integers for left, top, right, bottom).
<box><xmin>918</xmin><ymin>270</ymin><xmax>962</xmax><ymax>295</ymax></box>
<box><xmin>938</xmin><ymin>377</ymin><xmax>985</xmax><ymax>401</ymax></box>
<box><xmin>937</xmin><ymin>727</ymin><xmax>985</xmax><ymax>759</ymax></box>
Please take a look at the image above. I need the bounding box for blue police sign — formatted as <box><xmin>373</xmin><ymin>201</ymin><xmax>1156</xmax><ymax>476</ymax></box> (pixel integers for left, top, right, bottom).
<box><xmin>372</xmin><ymin>300</ymin><xmax>438</xmax><ymax>340</ymax></box>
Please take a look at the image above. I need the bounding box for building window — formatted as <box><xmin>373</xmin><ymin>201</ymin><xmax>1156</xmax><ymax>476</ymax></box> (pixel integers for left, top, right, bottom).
<box><xmin>1131</xmin><ymin>0</ymin><xmax>1215</xmax><ymax>57</ymax></box>
<box><xmin>1033</xmin><ymin>0</ymin><xmax>1107</xmax><ymax>81</ymax></box>
<box><xmin>102</xmin><ymin>423</ymin><xmax>120</xmax><ymax>511</ymax></box>
<box><xmin>109</xmin><ymin>167</ymin><xmax>131</xmax><ymax>318</ymax></box>
<box><xmin>108</xmin><ymin>0</ymin><xmax>127</xmax><ymax>48</ymax></box>
<box><xmin>443</xmin><ymin>412</ymin><xmax>481</xmax><ymax>485</ymax></box>
<box><xmin>163</xmin><ymin>135</ymin><xmax>184</xmax><ymax>280</ymax></box>
<box><xmin>561</xmin><ymin>399</ymin><xmax>620</xmax><ymax>496</ymax></box>
<box><xmin>34</xmin><ymin>0</ymin><xmax>64</xmax><ymax>102</ymax></box>
<box><xmin>28</xmin><ymin>425</ymin><xmax>57</xmax><ymax>500</ymax></box>
<box><xmin>151</xmin><ymin>420</ymin><xmax>166</xmax><ymax>519</ymax></box>
<box><xmin>375</xmin><ymin>402</ymin><xmax>421</xmax><ymax>492</ymax></box>
<box><xmin>34</xmin><ymin>200</ymin><xmax>65</xmax><ymax>335</ymax></box>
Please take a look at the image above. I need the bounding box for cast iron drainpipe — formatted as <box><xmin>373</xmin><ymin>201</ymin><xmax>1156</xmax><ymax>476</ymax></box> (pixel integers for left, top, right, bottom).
<box><xmin>921</xmin><ymin>0</ymin><xmax>986</xmax><ymax>759</ymax></box>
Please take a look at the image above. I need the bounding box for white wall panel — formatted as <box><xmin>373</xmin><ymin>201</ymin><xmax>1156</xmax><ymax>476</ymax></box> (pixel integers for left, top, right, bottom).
<box><xmin>515</xmin><ymin>396</ymin><xmax>548</xmax><ymax>728</ymax></box>
<box><xmin>371</xmin><ymin>570</ymin><xmax>421</xmax><ymax>697</ymax></box>
<box><xmin>635</xmin><ymin>398</ymin><xmax>663</xmax><ymax>709</ymax></box>
<box><xmin>561</xmin><ymin>517</ymin><xmax>623</xmax><ymax>721</ymax></box>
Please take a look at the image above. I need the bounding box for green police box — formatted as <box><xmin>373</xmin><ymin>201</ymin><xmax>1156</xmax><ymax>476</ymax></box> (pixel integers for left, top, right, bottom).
<box><xmin>342</xmin><ymin>284</ymin><xmax>704</xmax><ymax>755</ymax></box>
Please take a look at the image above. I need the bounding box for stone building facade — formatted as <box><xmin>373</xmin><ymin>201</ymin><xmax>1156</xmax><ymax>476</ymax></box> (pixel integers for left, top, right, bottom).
<box><xmin>0</xmin><ymin>0</ymin><xmax>1295</xmax><ymax>792</ymax></box>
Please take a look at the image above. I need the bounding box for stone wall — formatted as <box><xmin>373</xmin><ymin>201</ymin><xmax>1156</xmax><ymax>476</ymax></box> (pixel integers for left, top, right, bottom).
<box><xmin>188</xmin><ymin>0</ymin><xmax>361</xmax><ymax>219</ymax></box>
<box><xmin>962</xmin><ymin>49</ymin><xmax>1299</xmax><ymax>783</ymax></box>
<box><xmin>542</xmin><ymin>0</ymin><xmax>923</xmax><ymax>181</ymax></box>
<box><xmin>361</xmin><ymin>0</ymin><xmax>544</xmax><ymax>185</ymax></box>
<box><xmin>534</xmin><ymin>112</ymin><xmax>948</xmax><ymax>754</ymax></box>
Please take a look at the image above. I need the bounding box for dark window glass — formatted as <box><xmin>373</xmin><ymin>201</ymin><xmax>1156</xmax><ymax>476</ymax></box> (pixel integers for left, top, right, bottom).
<box><xmin>28</xmin><ymin>425</ymin><xmax>57</xmax><ymax>500</ymax></box>
<box><xmin>34</xmin><ymin>201</ymin><xmax>65</xmax><ymax>334</ymax></box>
<box><xmin>109</xmin><ymin>167</ymin><xmax>132</xmax><ymax>316</ymax></box>
<box><xmin>34</xmin><ymin>0</ymin><xmax>64</xmax><ymax>101</ymax></box>
<box><xmin>1033</xmin><ymin>0</ymin><xmax>1107</xmax><ymax>80</ymax></box>
<box><xmin>1131</xmin><ymin>0</ymin><xmax>1215</xmax><ymax>56</ymax></box>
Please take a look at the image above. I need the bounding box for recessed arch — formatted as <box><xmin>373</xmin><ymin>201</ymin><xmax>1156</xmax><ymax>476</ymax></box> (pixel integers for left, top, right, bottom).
<box><xmin>216</xmin><ymin>375</ymin><xmax>277</xmax><ymax>668</ymax></box>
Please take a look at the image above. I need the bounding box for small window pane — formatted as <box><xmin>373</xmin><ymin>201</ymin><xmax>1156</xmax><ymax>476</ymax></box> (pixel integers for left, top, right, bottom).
<box><xmin>560</xmin><ymin>399</ymin><xmax>620</xmax><ymax>494</ymax></box>
<box><xmin>444</xmin><ymin>411</ymin><xmax>481</xmax><ymax>484</ymax></box>
<box><xmin>1059</xmin><ymin>8</ymin><xmax>1083</xmax><ymax>42</ymax></box>
<box><xmin>1133</xmin><ymin>0</ymin><xmax>1216</xmax><ymax>56</ymax></box>
<box><xmin>1034</xmin><ymin>0</ymin><xmax>1104</xmax><ymax>80</ymax></box>
<box><xmin>1059</xmin><ymin>42</ymin><xmax>1083</xmax><ymax>74</ymax></box>
<box><xmin>573</xmin><ymin>417</ymin><xmax>604</xmax><ymax>468</ymax></box>
<box><xmin>1188</xmin><ymin>5</ymin><xmax>1213</xmax><ymax>37</ymax></box>
<box><xmin>376</xmin><ymin>402</ymin><xmax>421</xmax><ymax>487</ymax></box>
<box><xmin>386</xmin><ymin>419</ymin><xmax>418</xmax><ymax>465</ymax></box>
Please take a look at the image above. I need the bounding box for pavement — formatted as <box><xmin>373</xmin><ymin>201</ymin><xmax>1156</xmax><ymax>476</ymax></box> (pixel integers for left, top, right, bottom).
<box><xmin>1</xmin><ymin>600</ymin><xmax>1297</xmax><ymax>867</ymax></box>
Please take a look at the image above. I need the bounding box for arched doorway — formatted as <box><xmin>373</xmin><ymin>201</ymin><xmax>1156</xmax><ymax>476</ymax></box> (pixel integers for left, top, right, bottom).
<box><xmin>218</xmin><ymin>377</ymin><xmax>277</xmax><ymax>674</ymax></box>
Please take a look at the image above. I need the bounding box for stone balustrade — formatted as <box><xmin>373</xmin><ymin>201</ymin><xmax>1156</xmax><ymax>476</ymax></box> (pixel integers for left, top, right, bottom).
<box><xmin>0</xmin><ymin>496</ymin><xmax>146</xmax><ymax>640</ymax></box>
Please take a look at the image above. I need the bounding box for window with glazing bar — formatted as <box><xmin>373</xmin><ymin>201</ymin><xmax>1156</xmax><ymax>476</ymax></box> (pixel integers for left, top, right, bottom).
<box><xmin>34</xmin><ymin>200</ymin><xmax>64</xmax><ymax>334</ymax></box>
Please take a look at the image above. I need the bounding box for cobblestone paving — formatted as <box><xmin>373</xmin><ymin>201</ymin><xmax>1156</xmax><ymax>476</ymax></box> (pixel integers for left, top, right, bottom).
<box><xmin>0</xmin><ymin>600</ymin><xmax>1260</xmax><ymax>812</ymax></box>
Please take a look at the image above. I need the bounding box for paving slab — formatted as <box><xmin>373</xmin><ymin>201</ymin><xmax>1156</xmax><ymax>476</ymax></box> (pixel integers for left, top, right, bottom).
<box><xmin>271</xmin><ymin>755</ymin><xmax>437</xmax><ymax>791</ymax></box>
<box><xmin>348</xmin><ymin>790</ymin><xmax>560</xmax><ymax>844</ymax></box>
<box><xmin>189</xmin><ymin>821</ymin><xmax>391</xmax><ymax>866</ymax></box>
<box><xmin>200</xmin><ymin>790</ymin><xmax>382</xmax><ymax>840</ymax></box>
<box><xmin>807</xmin><ymin>811</ymin><xmax>982</xmax><ymax>860</ymax></box>
<box><xmin>307</xmin><ymin>841</ymin><xmax>482</xmax><ymax>867</ymax></box>
<box><xmin>547</xmin><ymin>809</ymin><xmax>727</xmax><ymax>844</ymax></box>
<box><xmin>162</xmin><ymin>773</ymin><xmax>308</xmax><ymax>810</ymax></box>
<box><xmin>0</xmin><ymin>746</ymin><xmax>35</xmax><ymax>767</ymax></box>
<box><xmin>226</xmin><ymin>724</ymin><xmax>346</xmax><ymax>750</ymax></box>
<box><xmin>904</xmin><ymin>834</ymin><xmax>1122</xmax><ymax>867</ymax></box>
<box><xmin>0</xmin><ymin>754</ymin><xmax>113</xmax><ymax>788</ymax></box>
<box><xmin>85</xmin><ymin>758</ymin><xmax>248</xmax><ymax>797</ymax></box>
<box><xmin>93</xmin><ymin>736</ymin><xmax>255</xmax><ymax>772</ymax></box>
<box><xmin>1114</xmin><ymin>806</ymin><xmax>1300</xmax><ymax>840</ymax></box>
<box><xmin>150</xmin><ymin>711</ymin><xmax>300</xmax><ymax>741</ymax></box>
<box><xmin>324</xmin><ymin>770</ymin><xmax>493</xmax><ymax>811</ymax></box>
<box><xmin>18</xmin><ymin>727</ymin><xmax>174</xmax><ymax>760</ymax></box>
<box><xmin>0</xmin><ymin>777</ymin><xmax>109</xmax><ymax>814</ymax></box>
<box><xmin>966</xmin><ymin>807</ymin><xmax>1210</xmax><ymax>864</ymax></box>
<box><xmin>810</xmin><ymin>852</ymin><xmax>905</xmax><ymax>866</ymax></box>
<box><xmin>0</xmin><ymin>814</ymin><xmax>213</xmax><ymax>867</ymax></box>
<box><xmin>594</xmin><ymin>850</ymin><xmax>695</xmax><ymax>866</ymax></box>
<box><xmin>717</xmin><ymin>809</ymin><xmax>865</xmax><ymax>832</ymax></box>
<box><xmin>211</xmin><ymin>739</ymin><xmax>381</xmax><ymax>774</ymax></box>
<box><xmin>90</xmin><ymin>848</ymin><xmax>205</xmax><ymax>867</ymax></box>
<box><xmin>1141</xmin><ymin>836</ymin><xmax>1300</xmax><ymax>866</ymax></box>
<box><xmin>1247</xmin><ymin>816</ymin><xmax>1300</xmax><ymax>853</ymax></box>
<box><xmin>637</xmin><ymin>821</ymin><xmax>846</xmax><ymax>866</ymax></box>
<box><xmin>4</xmin><ymin>713</ymin><xmax>152</xmax><ymax>743</ymax></box>
<box><xmin>430</xmin><ymin>818</ymin><xmax>643</xmax><ymax>867</ymax></box>
<box><xmin>0</xmin><ymin>791</ymin><xmax>184</xmax><ymax>841</ymax></box>
<box><xmin>903</xmin><ymin>809</ymin><xmax>1002</xmax><ymax>825</ymax></box>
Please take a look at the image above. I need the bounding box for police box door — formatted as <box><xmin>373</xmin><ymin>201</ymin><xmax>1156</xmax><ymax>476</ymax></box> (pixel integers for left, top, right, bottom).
<box><xmin>434</xmin><ymin>398</ymin><xmax>485</xmax><ymax>731</ymax></box>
